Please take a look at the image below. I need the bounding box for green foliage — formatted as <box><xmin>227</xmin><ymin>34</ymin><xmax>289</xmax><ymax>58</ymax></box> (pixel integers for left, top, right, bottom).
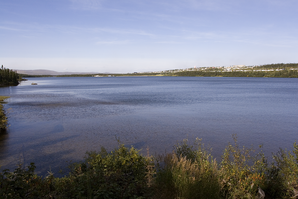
<box><xmin>256</xmin><ymin>63</ymin><xmax>298</xmax><ymax>69</ymax></box>
<box><xmin>0</xmin><ymin>163</ymin><xmax>54</xmax><ymax>198</ymax></box>
<box><xmin>0</xmin><ymin>96</ymin><xmax>9</xmax><ymax>132</ymax></box>
<box><xmin>55</xmin><ymin>144</ymin><xmax>152</xmax><ymax>199</ymax></box>
<box><xmin>219</xmin><ymin>135</ymin><xmax>268</xmax><ymax>198</ymax></box>
<box><xmin>1</xmin><ymin>137</ymin><xmax>298</xmax><ymax>198</ymax></box>
<box><xmin>153</xmin><ymin>138</ymin><xmax>221</xmax><ymax>199</ymax></box>
<box><xmin>173</xmin><ymin>70</ymin><xmax>298</xmax><ymax>78</ymax></box>
<box><xmin>160</xmin><ymin>63</ymin><xmax>298</xmax><ymax>78</ymax></box>
<box><xmin>269</xmin><ymin>142</ymin><xmax>298</xmax><ymax>198</ymax></box>
<box><xmin>0</xmin><ymin>65</ymin><xmax>19</xmax><ymax>86</ymax></box>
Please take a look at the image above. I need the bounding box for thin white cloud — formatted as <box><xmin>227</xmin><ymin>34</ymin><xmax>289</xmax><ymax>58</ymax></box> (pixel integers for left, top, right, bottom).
<box><xmin>69</xmin><ymin>0</ymin><xmax>104</xmax><ymax>10</ymax></box>
<box><xmin>183</xmin><ymin>31</ymin><xmax>223</xmax><ymax>40</ymax></box>
<box><xmin>95</xmin><ymin>40</ymin><xmax>129</xmax><ymax>45</ymax></box>
<box><xmin>0</xmin><ymin>25</ymin><xmax>22</xmax><ymax>31</ymax></box>
<box><xmin>57</xmin><ymin>26</ymin><xmax>155</xmax><ymax>37</ymax></box>
<box><xmin>181</xmin><ymin>0</ymin><xmax>224</xmax><ymax>10</ymax></box>
<box><xmin>154</xmin><ymin>41</ymin><xmax>183</xmax><ymax>44</ymax></box>
<box><xmin>0</xmin><ymin>21</ymin><xmax>155</xmax><ymax>38</ymax></box>
<box><xmin>141</xmin><ymin>0</ymin><xmax>229</xmax><ymax>11</ymax></box>
<box><xmin>91</xmin><ymin>28</ymin><xmax>155</xmax><ymax>37</ymax></box>
<box><xmin>155</xmin><ymin>25</ymin><xmax>225</xmax><ymax>41</ymax></box>
<box><xmin>234</xmin><ymin>38</ymin><xmax>298</xmax><ymax>48</ymax></box>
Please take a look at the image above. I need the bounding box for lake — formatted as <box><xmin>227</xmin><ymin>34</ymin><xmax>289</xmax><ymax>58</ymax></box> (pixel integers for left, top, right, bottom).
<box><xmin>0</xmin><ymin>76</ymin><xmax>297</xmax><ymax>176</ymax></box>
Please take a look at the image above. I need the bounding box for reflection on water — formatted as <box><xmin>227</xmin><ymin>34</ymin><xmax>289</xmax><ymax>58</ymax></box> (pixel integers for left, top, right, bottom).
<box><xmin>0</xmin><ymin>77</ymin><xmax>297</xmax><ymax>177</ymax></box>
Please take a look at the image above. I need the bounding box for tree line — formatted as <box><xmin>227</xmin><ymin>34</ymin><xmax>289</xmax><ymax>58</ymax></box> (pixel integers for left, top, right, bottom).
<box><xmin>255</xmin><ymin>63</ymin><xmax>298</xmax><ymax>69</ymax></box>
<box><xmin>172</xmin><ymin>70</ymin><xmax>298</xmax><ymax>78</ymax></box>
<box><xmin>0</xmin><ymin>65</ymin><xmax>20</xmax><ymax>86</ymax></box>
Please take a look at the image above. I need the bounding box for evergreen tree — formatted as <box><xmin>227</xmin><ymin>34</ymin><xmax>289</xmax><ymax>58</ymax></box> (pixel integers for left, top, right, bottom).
<box><xmin>0</xmin><ymin>65</ymin><xmax>20</xmax><ymax>86</ymax></box>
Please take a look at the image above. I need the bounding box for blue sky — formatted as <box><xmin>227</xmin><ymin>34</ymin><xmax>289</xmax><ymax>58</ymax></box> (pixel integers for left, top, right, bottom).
<box><xmin>1</xmin><ymin>0</ymin><xmax>297</xmax><ymax>73</ymax></box>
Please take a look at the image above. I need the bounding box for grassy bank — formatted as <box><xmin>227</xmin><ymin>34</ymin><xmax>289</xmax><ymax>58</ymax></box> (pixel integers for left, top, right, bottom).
<box><xmin>0</xmin><ymin>96</ymin><xmax>9</xmax><ymax>132</ymax></box>
<box><xmin>1</xmin><ymin>136</ymin><xmax>298</xmax><ymax>198</ymax></box>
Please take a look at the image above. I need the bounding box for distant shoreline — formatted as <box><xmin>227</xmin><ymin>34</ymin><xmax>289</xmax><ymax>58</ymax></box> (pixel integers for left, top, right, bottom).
<box><xmin>20</xmin><ymin>70</ymin><xmax>298</xmax><ymax>78</ymax></box>
<box><xmin>19</xmin><ymin>63</ymin><xmax>298</xmax><ymax>78</ymax></box>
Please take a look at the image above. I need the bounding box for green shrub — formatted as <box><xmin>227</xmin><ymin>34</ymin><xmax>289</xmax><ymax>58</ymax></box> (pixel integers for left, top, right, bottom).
<box><xmin>0</xmin><ymin>163</ymin><xmax>55</xmax><ymax>199</ymax></box>
<box><xmin>0</xmin><ymin>96</ymin><xmax>9</xmax><ymax>132</ymax></box>
<box><xmin>268</xmin><ymin>142</ymin><xmax>298</xmax><ymax>198</ymax></box>
<box><xmin>1</xmin><ymin>137</ymin><xmax>298</xmax><ymax>198</ymax></box>
<box><xmin>153</xmin><ymin>138</ymin><xmax>221</xmax><ymax>199</ymax></box>
<box><xmin>55</xmin><ymin>144</ymin><xmax>152</xmax><ymax>199</ymax></box>
<box><xmin>219</xmin><ymin>135</ymin><xmax>268</xmax><ymax>198</ymax></box>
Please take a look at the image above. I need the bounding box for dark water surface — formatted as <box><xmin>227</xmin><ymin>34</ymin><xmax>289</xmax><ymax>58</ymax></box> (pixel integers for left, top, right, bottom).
<box><xmin>0</xmin><ymin>77</ymin><xmax>297</xmax><ymax>176</ymax></box>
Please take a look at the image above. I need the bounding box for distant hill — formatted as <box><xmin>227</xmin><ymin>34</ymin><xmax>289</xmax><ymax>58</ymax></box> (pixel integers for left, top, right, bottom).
<box><xmin>16</xmin><ymin>69</ymin><xmax>96</xmax><ymax>76</ymax></box>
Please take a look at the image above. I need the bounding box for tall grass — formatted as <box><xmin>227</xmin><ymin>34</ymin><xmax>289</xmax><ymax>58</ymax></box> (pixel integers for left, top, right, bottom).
<box><xmin>1</xmin><ymin>136</ymin><xmax>298</xmax><ymax>198</ymax></box>
<box><xmin>153</xmin><ymin>138</ymin><xmax>221</xmax><ymax>199</ymax></box>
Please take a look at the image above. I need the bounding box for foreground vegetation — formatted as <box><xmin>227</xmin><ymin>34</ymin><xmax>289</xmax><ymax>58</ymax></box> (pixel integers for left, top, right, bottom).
<box><xmin>1</xmin><ymin>136</ymin><xmax>298</xmax><ymax>198</ymax></box>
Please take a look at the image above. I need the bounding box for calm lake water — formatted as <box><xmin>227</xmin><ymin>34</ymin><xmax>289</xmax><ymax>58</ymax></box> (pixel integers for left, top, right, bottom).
<box><xmin>0</xmin><ymin>76</ymin><xmax>297</xmax><ymax>176</ymax></box>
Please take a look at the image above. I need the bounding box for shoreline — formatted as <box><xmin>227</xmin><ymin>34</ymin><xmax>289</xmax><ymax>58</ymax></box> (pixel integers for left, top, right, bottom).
<box><xmin>1</xmin><ymin>138</ymin><xmax>298</xmax><ymax>198</ymax></box>
<box><xmin>0</xmin><ymin>96</ymin><xmax>9</xmax><ymax>132</ymax></box>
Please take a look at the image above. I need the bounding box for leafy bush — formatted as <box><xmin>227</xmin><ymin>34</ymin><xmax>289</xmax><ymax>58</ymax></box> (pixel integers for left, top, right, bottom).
<box><xmin>0</xmin><ymin>163</ymin><xmax>54</xmax><ymax>198</ymax></box>
<box><xmin>268</xmin><ymin>142</ymin><xmax>298</xmax><ymax>198</ymax></box>
<box><xmin>55</xmin><ymin>144</ymin><xmax>152</xmax><ymax>199</ymax></box>
<box><xmin>153</xmin><ymin>138</ymin><xmax>221</xmax><ymax>199</ymax></box>
<box><xmin>219</xmin><ymin>135</ymin><xmax>267</xmax><ymax>198</ymax></box>
<box><xmin>1</xmin><ymin>137</ymin><xmax>298</xmax><ymax>198</ymax></box>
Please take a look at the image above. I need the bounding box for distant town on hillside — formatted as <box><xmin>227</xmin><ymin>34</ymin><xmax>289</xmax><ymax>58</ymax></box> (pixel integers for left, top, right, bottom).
<box><xmin>16</xmin><ymin>63</ymin><xmax>298</xmax><ymax>78</ymax></box>
<box><xmin>147</xmin><ymin>63</ymin><xmax>298</xmax><ymax>74</ymax></box>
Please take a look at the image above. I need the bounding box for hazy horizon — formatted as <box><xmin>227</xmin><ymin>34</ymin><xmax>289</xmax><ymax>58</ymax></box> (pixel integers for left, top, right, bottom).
<box><xmin>1</xmin><ymin>0</ymin><xmax>298</xmax><ymax>73</ymax></box>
